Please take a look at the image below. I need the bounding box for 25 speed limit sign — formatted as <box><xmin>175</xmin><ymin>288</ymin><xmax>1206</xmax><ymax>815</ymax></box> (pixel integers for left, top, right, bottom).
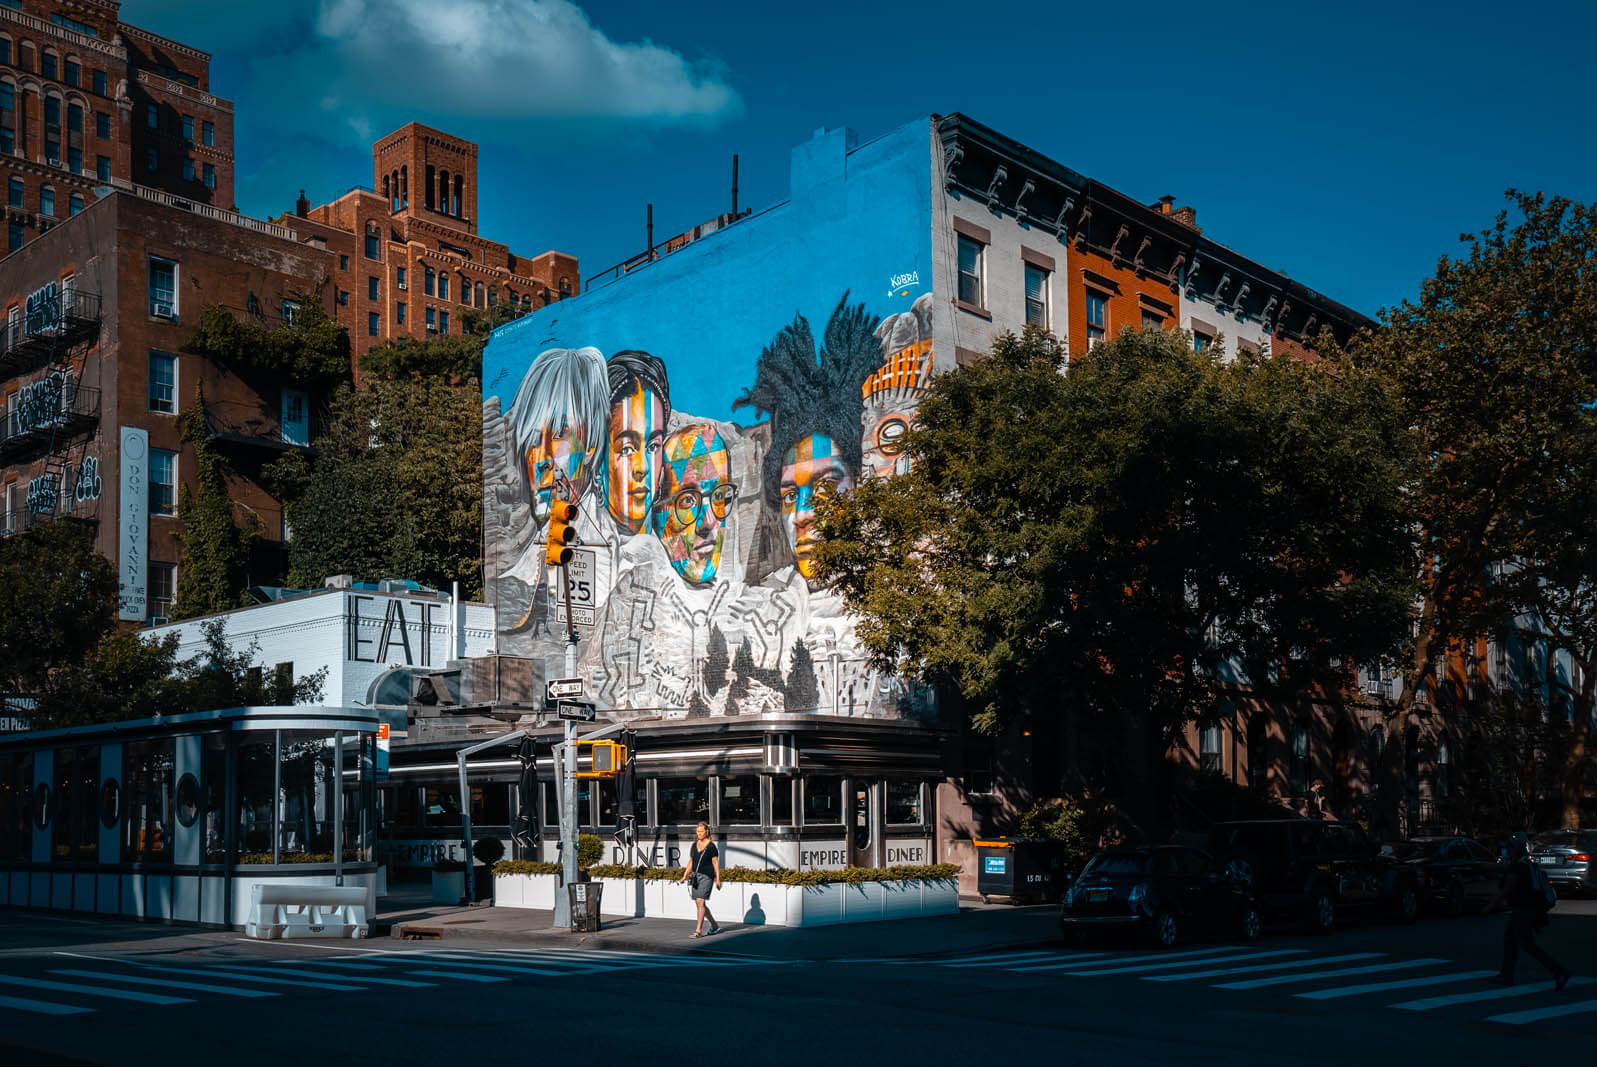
<box><xmin>553</xmin><ymin>548</ymin><xmax>597</xmax><ymax>628</ymax></box>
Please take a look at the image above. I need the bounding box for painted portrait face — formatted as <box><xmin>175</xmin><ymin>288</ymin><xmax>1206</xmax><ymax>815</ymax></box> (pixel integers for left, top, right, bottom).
<box><xmin>652</xmin><ymin>425</ymin><xmax>735</xmax><ymax>585</ymax></box>
<box><xmin>780</xmin><ymin>433</ymin><xmax>854</xmax><ymax>581</ymax></box>
<box><xmin>860</xmin><ymin>339</ymin><xmax>931</xmax><ymax>481</ymax></box>
<box><xmin>524</xmin><ymin>416</ymin><xmax>593</xmax><ymax>524</ymax></box>
<box><xmin>605</xmin><ymin>381</ymin><xmax>667</xmax><ymax>534</ymax></box>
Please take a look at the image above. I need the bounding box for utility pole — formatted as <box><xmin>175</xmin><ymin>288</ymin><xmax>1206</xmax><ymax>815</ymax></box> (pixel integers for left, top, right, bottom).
<box><xmin>544</xmin><ymin>493</ymin><xmax>580</xmax><ymax>929</ymax></box>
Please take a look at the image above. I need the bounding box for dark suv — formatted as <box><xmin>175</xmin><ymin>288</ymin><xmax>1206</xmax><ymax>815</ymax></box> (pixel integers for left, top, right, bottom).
<box><xmin>1207</xmin><ymin>819</ymin><xmax>1420</xmax><ymax>932</ymax></box>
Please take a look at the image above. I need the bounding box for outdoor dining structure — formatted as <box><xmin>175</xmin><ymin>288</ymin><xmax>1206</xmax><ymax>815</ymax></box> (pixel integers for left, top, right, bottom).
<box><xmin>0</xmin><ymin>706</ymin><xmax>382</xmax><ymax>926</ymax></box>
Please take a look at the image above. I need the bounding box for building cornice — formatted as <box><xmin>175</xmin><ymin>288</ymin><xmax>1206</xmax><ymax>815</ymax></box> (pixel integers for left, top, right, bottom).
<box><xmin>135</xmin><ymin>69</ymin><xmax>230</xmax><ymax>113</ymax></box>
<box><xmin>121</xmin><ymin>23</ymin><xmax>208</xmax><ymax>63</ymax></box>
<box><xmin>0</xmin><ymin>6</ymin><xmax>125</xmax><ymax>59</ymax></box>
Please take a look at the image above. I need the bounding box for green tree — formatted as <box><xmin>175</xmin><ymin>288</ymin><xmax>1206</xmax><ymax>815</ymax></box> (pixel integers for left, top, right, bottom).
<box><xmin>268</xmin><ymin>372</ymin><xmax>484</xmax><ymax>597</ymax></box>
<box><xmin>0</xmin><ymin>518</ymin><xmax>116</xmax><ymax>709</ymax></box>
<box><xmin>785</xmin><ymin>638</ymin><xmax>819</xmax><ymax>711</ymax></box>
<box><xmin>819</xmin><ymin>326</ymin><xmax>1417</xmax><ymax>808</ymax></box>
<box><xmin>1338</xmin><ymin>192</ymin><xmax>1597</xmax><ymax>830</ymax></box>
<box><xmin>172</xmin><ymin>390</ymin><xmax>255</xmax><ymax>619</ymax></box>
<box><xmin>184</xmin><ymin>294</ymin><xmax>351</xmax><ymax>388</ymax></box>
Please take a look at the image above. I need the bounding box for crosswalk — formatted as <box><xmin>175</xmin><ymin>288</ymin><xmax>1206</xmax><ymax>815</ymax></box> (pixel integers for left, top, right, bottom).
<box><xmin>906</xmin><ymin>946</ymin><xmax>1595</xmax><ymax>1027</ymax></box>
<box><xmin>0</xmin><ymin>947</ymin><xmax>767</xmax><ymax>1017</ymax></box>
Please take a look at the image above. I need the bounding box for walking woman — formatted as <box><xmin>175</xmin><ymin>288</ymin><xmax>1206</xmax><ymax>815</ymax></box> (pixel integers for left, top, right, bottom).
<box><xmin>679</xmin><ymin>821</ymin><xmax>722</xmax><ymax>937</ymax></box>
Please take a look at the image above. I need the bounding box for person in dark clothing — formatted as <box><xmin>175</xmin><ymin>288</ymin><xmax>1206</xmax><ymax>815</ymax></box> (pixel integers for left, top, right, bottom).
<box><xmin>678</xmin><ymin>820</ymin><xmax>722</xmax><ymax>938</ymax></box>
<box><xmin>1307</xmin><ymin>781</ymin><xmax>1329</xmax><ymax>820</ymax></box>
<box><xmin>1485</xmin><ymin>832</ymin><xmax>1572</xmax><ymax>988</ymax></box>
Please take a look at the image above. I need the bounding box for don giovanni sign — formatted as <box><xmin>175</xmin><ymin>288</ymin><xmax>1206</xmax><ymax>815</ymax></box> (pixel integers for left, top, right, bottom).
<box><xmin>119</xmin><ymin>426</ymin><xmax>148</xmax><ymax>620</ymax></box>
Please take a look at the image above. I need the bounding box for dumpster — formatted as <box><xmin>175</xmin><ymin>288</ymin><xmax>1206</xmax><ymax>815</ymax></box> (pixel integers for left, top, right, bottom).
<box><xmin>568</xmin><ymin>880</ymin><xmax>603</xmax><ymax>932</ymax></box>
<box><xmin>974</xmin><ymin>838</ymin><xmax>1068</xmax><ymax>903</ymax></box>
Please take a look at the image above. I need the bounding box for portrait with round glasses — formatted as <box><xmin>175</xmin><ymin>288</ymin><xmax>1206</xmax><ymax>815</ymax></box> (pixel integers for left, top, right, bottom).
<box><xmin>651</xmin><ymin>424</ymin><xmax>736</xmax><ymax>585</ymax></box>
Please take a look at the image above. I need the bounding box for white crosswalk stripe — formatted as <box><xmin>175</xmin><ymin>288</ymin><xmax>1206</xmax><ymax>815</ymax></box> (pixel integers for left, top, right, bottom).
<box><xmin>50</xmin><ymin>969</ymin><xmax>279</xmax><ymax>998</ymax></box>
<box><xmin>1063</xmin><ymin>949</ymin><xmax>1308</xmax><ymax>978</ymax></box>
<box><xmin>940</xmin><ymin>949</ymin><xmax>1102</xmax><ymax>968</ymax></box>
<box><xmin>0</xmin><ymin>993</ymin><xmax>93</xmax><ymax>1015</ymax></box>
<box><xmin>1010</xmin><ymin>946</ymin><xmax>1249</xmax><ymax>973</ymax></box>
<box><xmin>193</xmin><ymin>964</ymin><xmax>436</xmax><ymax>988</ymax></box>
<box><xmin>1296</xmin><ymin>970</ymin><xmax>1498</xmax><ymax>1000</ymax></box>
<box><xmin>0</xmin><ymin>974</ymin><xmax>191</xmax><ymax>1006</ymax></box>
<box><xmin>407</xmin><ymin>970</ymin><xmax>509</xmax><ymax>983</ymax></box>
<box><xmin>1143</xmin><ymin>953</ymin><xmax>1386</xmax><ymax>982</ymax></box>
<box><xmin>1215</xmin><ymin>958</ymin><xmax>1452</xmax><ymax>990</ymax></box>
<box><xmin>1488</xmin><ymin>998</ymin><xmax>1597</xmax><ymax>1025</ymax></box>
<box><xmin>1394</xmin><ymin>976</ymin><xmax>1595</xmax><ymax>1012</ymax></box>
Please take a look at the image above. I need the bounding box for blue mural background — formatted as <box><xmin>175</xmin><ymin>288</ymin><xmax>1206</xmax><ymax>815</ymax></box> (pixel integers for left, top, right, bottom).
<box><xmin>481</xmin><ymin>119</ymin><xmax>936</xmax><ymax>720</ymax></box>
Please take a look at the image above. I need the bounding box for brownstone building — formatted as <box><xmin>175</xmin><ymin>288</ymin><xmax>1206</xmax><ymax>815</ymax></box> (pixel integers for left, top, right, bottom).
<box><xmin>0</xmin><ymin>0</ymin><xmax>234</xmax><ymax>258</ymax></box>
<box><xmin>285</xmin><ymin>123</ymin><xmax>577</xmax><ymax>370</ymax></box>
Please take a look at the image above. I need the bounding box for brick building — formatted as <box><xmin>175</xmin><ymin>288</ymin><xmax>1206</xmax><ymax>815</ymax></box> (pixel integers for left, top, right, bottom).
<box><xmin>0</xmin><ymin>0</ymin><xmax>235</xmax><ymax>257</ymax></box>
<box><xmin>284</xmin><ymin>122</ymin><xmax>577</xmax><ymax>370</ymax></box>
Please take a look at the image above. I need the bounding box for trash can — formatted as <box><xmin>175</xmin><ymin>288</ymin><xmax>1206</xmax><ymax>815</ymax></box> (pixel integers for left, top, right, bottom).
<box><xmin>568</xmin><ymin>880</ymin><xmax>603</xmax><ymax>932</ymax></box>
<box><xmin>974</xmin><ymin>838</ymin><xmax>1068</xmax><ymax>903</ymax></box>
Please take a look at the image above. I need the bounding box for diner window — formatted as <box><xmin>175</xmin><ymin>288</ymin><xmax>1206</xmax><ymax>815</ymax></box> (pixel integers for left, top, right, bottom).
<box><xmin>471</xmin><ymin>783</ymin><xmax>511</xmax><ymax>826</ymax></box>
<box><xmin>1024</xmin><ymin>263</ymin><xmax>1050</xmax><ymax>328</ymax></box>
<box><xmin>802</xmin><ymin>776</ymin><xmax>843</xmax><ymax>825</ymax></box>
<box><xmin>885</xmin><ymin>780</ymin><xmax>924</xmax><ymax>825</ymax></box>
<box><xmin>202</xmin><ymin>733</ymin><xmax>226</xmax><ymax>862</ymax></box>
<box><xmin>598</xmin><ymin>776</ymin><xmax>647</xmax><ymax>826</ymax></box>
<box><xmin>149</xmin><ymin>448</ymin><xmax>176</xmax><ymax>515</ymax></box>
<box><xmin>769</xmin><ymin>777</ymin><xmax>794</xmax><ymax>827</ymax></box>
<box><xmin>425</xmin><ymin>785</ymin><xmax>463</xmax><ymax>827</ymax></box>
<box><xmin>957</xmin><ymin>234</ymin><xmax>983</xmax><ymax>307</ymax></box>
<box><xmin>718</xmin><ymin>775</ymin><xmax>760</xmax><ymax>825</ymax></box>
<box><xmin>278</xmin><ymin>733</ymin><xmax>335</xmax><ymax>858</ymax></box>
<box><xmin>124</xmin><ymin>738</ymin><xmax>174</xmax><ymax>862</ymax></box>
<box><xmin>656</xmin><ymin>777</ymin><xmax>708</xmax><ymax>825</ymax></box>
<box><xmin>236</xmin><ymin>737</ymin><xmax>276</xmax><ymax>859</ymax></box>
<box><xmin>1086</xmin><ymin>289</ymin><xmax>1108</xmax><ymax>348</ymax></box>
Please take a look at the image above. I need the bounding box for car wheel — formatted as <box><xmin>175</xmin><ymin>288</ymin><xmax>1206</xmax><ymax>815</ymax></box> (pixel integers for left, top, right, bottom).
<box><xmin>1151</xmin><ymin>910</ymin><xmax>1179</xmax><ymax>948</ymax></box>
<box><xmin>1239</xmin><ymin>904</ymin><xmax>1263</xmax><ymax>941</ymax></box>
<box><xmin>1395</xmin><ymin>885</ymin><xmax>1419</xmax><ymax>924</ymax></box>
<box><xmin>1446</xmin><ymin>880</ymin><xmax>1466</xmax><ymax>917</ymax></box>
<box><xmin>1305</xmin><ymin>890</ymin><xmax>1335</xmax><ymax>934</ymax></box>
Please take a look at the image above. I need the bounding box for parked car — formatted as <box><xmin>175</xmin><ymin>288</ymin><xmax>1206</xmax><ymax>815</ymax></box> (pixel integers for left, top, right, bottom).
<box><xmin>1059</xmin><ymin>845</ymin><xmax>1262</xmax><ymax>948</ymax></box>
<box><xmin>1386</xmin><ymin>836</ymin><xmax>1504</xmax><ymax>915</ymax></box>
<box><xmin>1207</xmin><ymin>819</ymin><xmax>1419</xmax><ymax>933</ymax></box>
<box><xmin>1529</xmin><ymin>830</ymin><xmax>1597</xmax><ymax>897</ymax></box>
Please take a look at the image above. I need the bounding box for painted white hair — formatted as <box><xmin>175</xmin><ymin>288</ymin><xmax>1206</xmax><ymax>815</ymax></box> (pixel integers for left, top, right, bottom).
<box><xmin>506</xmin><ymin>346</ymin><xmax>609</xmax><ymax>477</ymax></box>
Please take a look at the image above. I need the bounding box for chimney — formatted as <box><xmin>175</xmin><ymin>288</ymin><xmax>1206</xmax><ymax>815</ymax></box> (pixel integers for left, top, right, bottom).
<box><xmin>295</xmin><ymin>189</ymin><xmax>309</xmax><ymax>218</ymax></box>
<box><xmin>1154</xmin><ymin>195</ymin><xmax>1175</xmax><ymax>214</ymax></box>
<box><xmin>1171</xmin><ymin>205</ymin><xmax>1199</xmax><ymax>231</ymax></box>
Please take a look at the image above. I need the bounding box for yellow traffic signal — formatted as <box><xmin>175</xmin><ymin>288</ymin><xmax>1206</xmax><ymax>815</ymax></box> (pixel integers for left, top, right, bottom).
<box><xmin>545</xmin><ymin>499</ymin><xmax>578</xmax><ymax>567</ymax></box>
<box><xmin>576</xmin><ymin>739</ymin><xmax>629</xmax><ymax>779</ymax></box>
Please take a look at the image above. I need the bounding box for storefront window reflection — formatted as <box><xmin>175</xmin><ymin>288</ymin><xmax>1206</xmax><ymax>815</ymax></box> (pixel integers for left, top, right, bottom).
<box><xmin>203</xmin><ymin>733</ymin><xmax>227</xmax><ymax>863</ymax></box>
<box><xmin>236</xmin><ymin>737</ymin><xmax>276</xmax><ymax>862</ymax></box>
<box><xmin>124</xmin><ymin>739</ymin><xmax>173</xmax><ymax>862</ymax></box>
<box><xmin>279</xmin><ymin>733</ymin><xmax>334</xmax><ymax>859</ymax></box>
<box><xmin>598</xmin><ymin>777</ymin><xmax>646</xmax><ymax>827</ymax></box>
<box><xmin>802</xmin><ymin>776</ymin><xmax>843</xmax><ymax>825</ymax></box>
<box><xmin>718</xmin><ymin>775</ymin><xmax>760</xmax><ymax>824</ymax></box>
<box><xmin>769</xmin><ymin>776</ymin><xmax>794</xmax><ymax>827</ymax></box>
<box><xmin>656</xmin><ymin>777</ymin><xmax>708</xmax><ymax>825</ymax></box>
<box><xmin>886</xmin><ymin>780</ymin><xmax>924</xmax><ymax>825</ymax></box>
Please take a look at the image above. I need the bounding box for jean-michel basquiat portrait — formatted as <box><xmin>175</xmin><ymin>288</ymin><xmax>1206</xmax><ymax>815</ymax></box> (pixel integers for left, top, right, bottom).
<box><xmin>480</xmin><ymin>118</ymin><xmax>940</xmax><ymax>721</ymax></box>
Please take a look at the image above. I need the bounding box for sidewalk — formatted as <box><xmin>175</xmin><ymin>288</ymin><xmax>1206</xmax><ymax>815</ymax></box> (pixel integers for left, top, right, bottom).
<box><xmin>376</xmin><ymin>884</ymin><xmax>1060</xmax><ymax>960</ymax></box>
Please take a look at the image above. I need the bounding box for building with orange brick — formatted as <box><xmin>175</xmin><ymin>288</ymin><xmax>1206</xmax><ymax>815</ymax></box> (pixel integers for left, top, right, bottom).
<box><xmin>283</xmin><ymin>123</ymin><xmax>577</xmax><ymax>371</ymax></box>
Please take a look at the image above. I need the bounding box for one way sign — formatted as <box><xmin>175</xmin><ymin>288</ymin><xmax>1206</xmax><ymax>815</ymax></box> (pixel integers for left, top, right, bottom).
<box><xmin>546</xmin><ymin>677</ymin><xmax>584</xmax><ymax>700</ymax></box>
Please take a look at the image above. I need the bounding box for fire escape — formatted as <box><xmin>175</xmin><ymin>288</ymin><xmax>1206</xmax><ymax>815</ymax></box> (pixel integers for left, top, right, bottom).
<box><xmin>0</xmin><ymin>282</ymin><xmax>103</xmax><ymax>535</ymax></box>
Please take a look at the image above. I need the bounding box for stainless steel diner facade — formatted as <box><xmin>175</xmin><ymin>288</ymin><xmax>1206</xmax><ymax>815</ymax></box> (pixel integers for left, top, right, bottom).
<box><xmin>0</xmin><ymin>706</ymin><xmax>382</xmax><ymax>926</ymax></box>
<box><xmin>384</xmin><ymin>710</ymin><xmax>945</xmax><ymax>876</ymax></box>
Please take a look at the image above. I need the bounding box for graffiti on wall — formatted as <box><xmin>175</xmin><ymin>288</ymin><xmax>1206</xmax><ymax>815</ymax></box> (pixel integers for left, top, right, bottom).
<box><xmin>484</xmin><ymin>292</ymin><xmax>937</xmax><ymax>721</ymax></box>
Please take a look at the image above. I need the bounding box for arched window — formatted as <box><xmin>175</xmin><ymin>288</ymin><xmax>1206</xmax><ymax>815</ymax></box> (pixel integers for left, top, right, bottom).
<box><xmin>424</xmin><ymin>265</ymin><xmax>435</xmax><ymax>296</ymax></box>
<box><xmin>474</xmin><ymin>281</ymin><xmax>484</xmax><ymax>307</ymax></box>
<box><xmin>42</xmin><ymin>90</ymin><xmax>60</xmax><ymax>164</ymax></box>
<box><xmin>382</xmin><ymin>173</ymin><xmax>390</xmax><ymax>201</ymax></box>
<box><xmin>1368</xmin><ymin>724</ymin><xmax>1385</xmax><ymax>762</ymax></box>
<box><xmin>400</xmin><ymin>164</ymin><xmax>407</xmax><ymax>207</ymax></box>
<box><xmin>438</xmin><ymin>169</ymin><xmax>449</xmax><ymax>213</ymax></box>
<box><xmin>453</xmin><ymin>173</ymin><xmax>462</xmax><ymax>216</ymax></box>
<box><xmin>40</xmin><ymin>48</ymin><xmax>57</xmax><ymax>82</ymax></box>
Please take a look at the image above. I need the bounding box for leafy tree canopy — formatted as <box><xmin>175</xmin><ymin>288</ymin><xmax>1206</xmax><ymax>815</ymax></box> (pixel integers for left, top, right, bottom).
<box><xmin>360</xmin><ymin>300</ymin><xmax>528</xmax><ymax>381</ymax></box>
<box><xmin>267</xmin><ymin>370</ymin><xmax>484</xmax><ymax>598</ymax></box>
<box><xmin>172</xmin><ymin>390</ymin><xmax>255</xmax><ymax>619</ymax></box>
<box><xmin>0</xmin><ymin>518</ymin><xmax>116</xmax><ymax>703</ymax></box>
<box><xmin>818</xmin><ymin>326</ymin><xmax>1418</xmax><ymax>744</ymax></box>
<box><xmin>183</xmin><ymin>293</ymin><xmax>351</xmax><ymax>388</ymax></box>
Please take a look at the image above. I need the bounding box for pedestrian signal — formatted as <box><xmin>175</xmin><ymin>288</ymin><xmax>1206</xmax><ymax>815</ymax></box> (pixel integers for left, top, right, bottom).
<box><xmin>576</xmin><ymin>739</ymin><xmax>629</xmax><ymax>778</ymax></box>
<box><xmin>545</xmin><ymin>499</ymin><xmax>578</xmax><ymax>567</ymax></box>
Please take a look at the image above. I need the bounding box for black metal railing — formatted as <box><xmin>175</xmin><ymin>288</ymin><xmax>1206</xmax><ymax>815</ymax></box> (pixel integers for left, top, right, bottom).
<box><xmin>0</xmin><ymin>376</ymin><xmax>100</xmax><ymax>460</ymax></box>
<box><xmin>0</xmin><ymin>289</ymin><xmax>102</xmax><ymax>378</ymax></box>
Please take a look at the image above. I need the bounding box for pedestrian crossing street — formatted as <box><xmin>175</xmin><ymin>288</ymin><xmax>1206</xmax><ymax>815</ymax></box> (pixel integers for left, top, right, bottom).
<box><xmin>879</xmin><ymin>946</ymin><xmax>1596</xmax><ymax>1027</ymax></box>
<box><xmin>0</xmin><ymin>947</ymin><xmax>769</xmax><ymax>1018</ymax></box>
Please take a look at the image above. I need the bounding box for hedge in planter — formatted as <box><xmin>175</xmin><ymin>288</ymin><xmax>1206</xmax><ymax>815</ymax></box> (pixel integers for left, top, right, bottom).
<box><xmin>584</xmin><ymin>863</ymin><xmax>959</xmax><ymax>885</ymax></box>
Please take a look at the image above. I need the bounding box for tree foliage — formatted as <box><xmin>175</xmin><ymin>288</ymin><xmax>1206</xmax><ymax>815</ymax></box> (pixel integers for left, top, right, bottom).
<box><xmin>184</xmin><ymin>294</ymin><xmax>351</xmax><ymax>388</ymax></box>
<box><xmin>818</xmin><ymin>326</ymin><xmax>1417</xmax><ymax>791</ymax></box>
<box><xmin>0</xmin><ymin>518</ymin><xmax>116</xmax><ymax>705</ymax></box>
<box><xmin>267</xmin><ymin>371</ymin><xmax>484</xmax><ymax>597</ymax></box>
<box><xmin>1336</xmin><ymin>191</ymin><xmax>1597</xmax><ymax>828</ymax></box>
<box><xmin>172</xmin><ymin>390</ymin><xmax>255</xmax><ymax>619</ymax></box>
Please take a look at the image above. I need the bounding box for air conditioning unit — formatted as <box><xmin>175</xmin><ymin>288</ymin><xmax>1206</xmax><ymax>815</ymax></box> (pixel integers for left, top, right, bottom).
<box><xmin>148</xmin><ymin>615</ymin><xmax>170</xmax><ymax>627</ymax></box>
<box><xmin>151</xmin><ymin>301</ymin><xmax>173</xmax><ymax>318</ymax></box>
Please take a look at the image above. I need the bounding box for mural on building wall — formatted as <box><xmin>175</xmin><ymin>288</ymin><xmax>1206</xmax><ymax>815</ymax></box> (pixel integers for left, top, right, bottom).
<box><xmin>483</xmin><ymin>287</ymin><xmax>937</xmax><ymax>722</ymax></box>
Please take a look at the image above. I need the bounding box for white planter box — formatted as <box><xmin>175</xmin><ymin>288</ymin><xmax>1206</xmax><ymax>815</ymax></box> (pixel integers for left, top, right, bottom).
<box><xmin>492</xmin><ymin>873</ymin><xmax>560</xmax><ymax>910</ymax></box>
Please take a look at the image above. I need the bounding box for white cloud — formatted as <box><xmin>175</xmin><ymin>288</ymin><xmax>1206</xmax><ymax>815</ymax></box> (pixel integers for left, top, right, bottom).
<box><xmin>253</xmin><ymin>0</ymin><xmax>740</xmax><ymax>142</ymax></box>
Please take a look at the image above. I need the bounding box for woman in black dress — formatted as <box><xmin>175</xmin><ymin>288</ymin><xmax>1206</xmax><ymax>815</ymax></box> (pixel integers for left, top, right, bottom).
<box><xmin>679</xmin><ymin>820</ymin><xmax>722</xmax><ymax>937</ymax></box>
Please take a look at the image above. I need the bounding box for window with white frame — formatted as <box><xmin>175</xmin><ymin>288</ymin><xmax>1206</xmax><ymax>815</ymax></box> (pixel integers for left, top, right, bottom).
<box><xmin>281</xmin><ymin>299</ymin><xmax>299</xmax><ymax>325</ymax></box>
<box><xmin>956</xmin><ymin>235</ymin><xmax>983</xmax><ymax>308</ymax></box>
<box><xmin>281</xmin><ymin>388</ymin><xmax>308</xmax><ymax>446</ymax></box>
<box><xmin>1200</xmin><ymin>722</ymin><xmax>1223</xmax><ymax>774</ymax></box>
<box><xmin>1024</xmin><ymin>262</ymin><xmax>1049</xmax><ymax>329</ymax></box>
<box><xmin>149</xmin><ymin>449</ymin><xmax>176</xmax><ymax>516</ymax></box>
<box><xmin>148</xmin><ymin>257</ymin><xmax>176</xmax><ymax>318</ymax></box>
<box><xmin>147</xmin><ymin>562</ymin><xmax>175</xmax><ymax>623</ymax></box>
<box><xmin>1142</xmin><ymin>309</ymin><xmax>1164</xmax><ymax>330</ymax></box>
<box><xmin>1085</xmin><ymin>289</ymin><xmax>1108</xmax><ymax>348</ymax></box>
<box><xmin>148</xmin><ymin>352</ymin><xmax>176</xmax><ymax>413</ymax></box>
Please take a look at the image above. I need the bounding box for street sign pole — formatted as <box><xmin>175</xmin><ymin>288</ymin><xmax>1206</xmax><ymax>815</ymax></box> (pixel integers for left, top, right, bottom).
<box><xmin>555</xmin><ymin>560</ymin><xmax>579</xmax><ymax>930</ymax></box>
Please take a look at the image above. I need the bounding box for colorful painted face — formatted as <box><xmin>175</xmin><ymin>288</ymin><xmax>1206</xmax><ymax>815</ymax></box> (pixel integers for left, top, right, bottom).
<box><xmin>860</xmin><ymin>339</ymin><xmax>930</xmax><ymax>481</ymax></box>
<box><xmin>780</xmin><ymin>433</ymin><xmax>854</xmax><ymax>581</ymax></box>
<box><xmin>605</xmin><ymin>382</ymin><xmax>666</xmax><ymax>534</ymax></box>
<box><xmin>524</xmin><ymin>417</ymin><xmax>593</xmax><ymax>525</ymax></box>
<box><xmin>651</xmin><ymin>425</ymin><xmax>734</xmax><ymax>585</ymax></box>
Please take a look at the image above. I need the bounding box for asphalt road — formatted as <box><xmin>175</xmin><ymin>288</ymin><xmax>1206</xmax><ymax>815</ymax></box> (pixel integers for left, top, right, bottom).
<box><xmin>2</xmin><ymin>902</ymin><xmax>1594</xmax><ymax>1065</ymax></box>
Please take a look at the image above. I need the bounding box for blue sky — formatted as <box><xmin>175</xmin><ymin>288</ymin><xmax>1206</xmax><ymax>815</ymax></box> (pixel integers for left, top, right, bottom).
<box><xmin>132</xmin><ymin>0</ymin><xmax>1596</xmax><ymax>320</ymax></box>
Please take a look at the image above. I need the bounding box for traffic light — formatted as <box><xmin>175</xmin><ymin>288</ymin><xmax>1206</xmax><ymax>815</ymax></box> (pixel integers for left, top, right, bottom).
<box><xmin>575</xmin><ymin>739</ymin><xmax>629</xmax><ymax>778</ymax></box>
<box><xmin>545</xmin><ymin>499</ymin><xmax>578</xmax><ymax>567</ymax></box>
